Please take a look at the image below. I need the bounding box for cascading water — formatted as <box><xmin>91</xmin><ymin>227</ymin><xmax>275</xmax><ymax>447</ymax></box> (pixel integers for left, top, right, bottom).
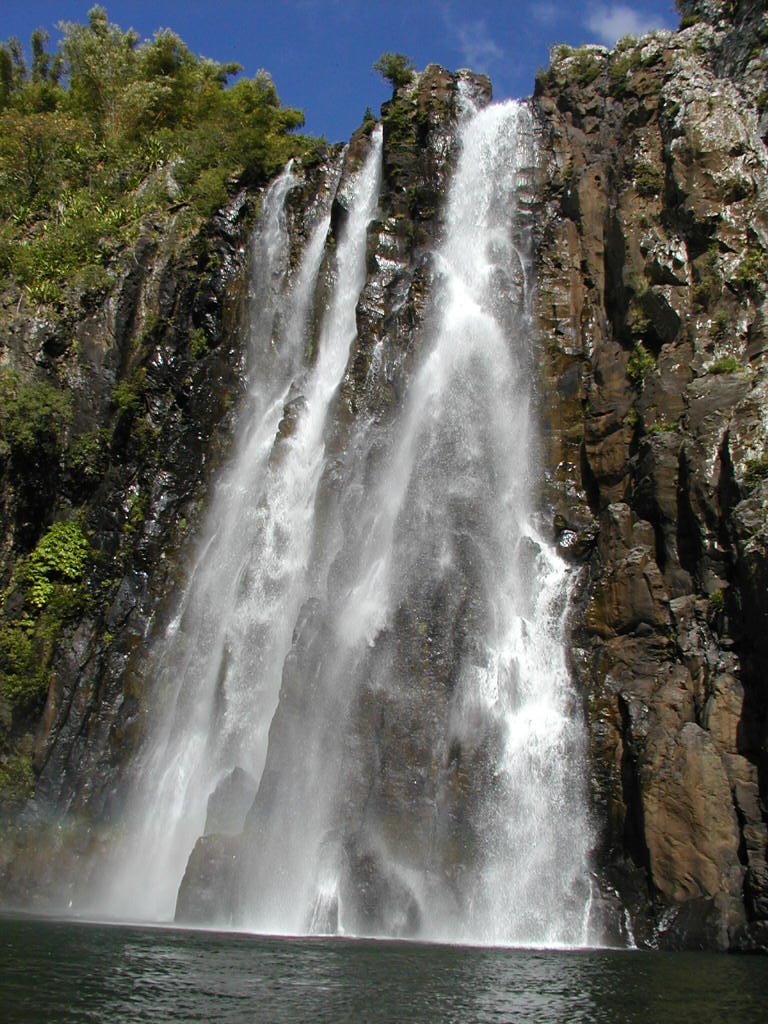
<box><xmin>96</xmin><ymin>90</ymin><xmax>599</xmax><ymax>947</ymax></box>
<box><xmin>94</xmin><ymin>129</ymin><xmax>383</xmax><ymax>922</ymax></box>
<box><xmin>228</xmin><ymin>96</ymin><xmax>597</xmax><ymax>946</ymax></box>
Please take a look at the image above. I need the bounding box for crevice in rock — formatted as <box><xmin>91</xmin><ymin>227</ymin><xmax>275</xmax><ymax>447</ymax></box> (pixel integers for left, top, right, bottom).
<box><xmin>580</xmin><ymin>440</ymin><xmax>602</xmax><ymax>515</ymax></box>
<box><xmin>676</xmin><ymin>448</ymin><xmax>702</xmax><ymax>581</ymax></box>
<box><xmin>618</xmin><ymin>695</ymin><xmax>650</xmax><ymax>874</ymax></box>
<box><xmin>604</xmin><ymin>213</ymin><xmax>628</xmax><ymax>343</ymax></box>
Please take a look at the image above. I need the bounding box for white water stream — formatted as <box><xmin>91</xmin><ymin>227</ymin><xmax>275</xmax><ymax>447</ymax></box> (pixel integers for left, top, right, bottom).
<box><xmin>96</xmin><ymin>131</ymin><xmax>383</xmax><ymax>922</ymax></box>
<box><xmin>95</xmin><ymin>98</ymin><xmax>598</xmax><ymax>946</ymax></box>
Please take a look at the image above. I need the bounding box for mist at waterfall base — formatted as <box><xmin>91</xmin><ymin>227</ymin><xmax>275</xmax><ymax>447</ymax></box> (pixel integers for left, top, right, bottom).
<box><xmin>87</xmin><ymin>94</ymin><xmax>599</xmax><ymax>946</ymax></box>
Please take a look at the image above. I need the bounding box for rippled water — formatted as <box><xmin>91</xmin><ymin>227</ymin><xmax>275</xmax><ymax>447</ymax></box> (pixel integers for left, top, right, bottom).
<box><xmin>2</xmin><ymin>916</ymin><xmax>767</xmax><ymax>1023</ymax></box>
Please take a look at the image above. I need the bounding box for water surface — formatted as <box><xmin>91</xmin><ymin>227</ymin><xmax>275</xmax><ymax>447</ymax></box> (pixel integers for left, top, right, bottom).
<box><xmin>2</xmin><ymin>916</ymin><xmax>767</xmax><ymax>1023</ymax></box>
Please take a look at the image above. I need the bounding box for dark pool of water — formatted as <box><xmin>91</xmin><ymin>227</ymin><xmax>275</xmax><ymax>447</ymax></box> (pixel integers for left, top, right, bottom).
<box><xmin>2</xmin><ymin>914</ymin><xmax>767</xmax><ymax>1023</ymax></box>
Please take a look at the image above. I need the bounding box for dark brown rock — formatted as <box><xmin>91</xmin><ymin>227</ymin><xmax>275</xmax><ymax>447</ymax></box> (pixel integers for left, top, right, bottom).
<box><xmin>535</xmin><ymin>0</ymin><xmax>768</xmax><ymax>949</ymax></box>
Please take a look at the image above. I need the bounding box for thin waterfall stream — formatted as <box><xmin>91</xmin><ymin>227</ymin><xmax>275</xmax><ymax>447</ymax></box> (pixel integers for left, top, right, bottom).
<box><xmin>93</xmin><ymin>98</ymin><xmax>599</xmax><ymax>947</ymax></box>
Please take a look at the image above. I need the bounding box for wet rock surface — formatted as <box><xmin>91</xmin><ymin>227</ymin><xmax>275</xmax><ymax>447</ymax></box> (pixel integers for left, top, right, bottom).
<box><xmin>175</xmin><ymin>833</ymin><xmax>240</xmax><ymax>926</ymax></box>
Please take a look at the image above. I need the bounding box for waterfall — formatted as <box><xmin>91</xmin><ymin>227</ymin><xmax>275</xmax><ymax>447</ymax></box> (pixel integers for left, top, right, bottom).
<box><xmin>96</xmin><ymin>95</ymin><xmax>598</xmax><ymax>947</ymax></box>
<box><xmin>94</xmin><ymin>130</ymin><xmax>383</xmax><ymax>922</ymax></box>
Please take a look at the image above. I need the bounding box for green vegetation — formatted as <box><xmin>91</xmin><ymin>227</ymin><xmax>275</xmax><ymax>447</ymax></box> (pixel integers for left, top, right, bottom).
<box><xmin>112</xmin><ymin>368</ymin><xmax>147</xmax><ymax>414</ymax></box>
<box><xmin>544</xmin><ymin>44</ymin><xmax>605</xmax><ymax>89</ymax></box>
<box><xmin>0</xmin><ymin>7</ymin><xmax>322</xmax><ymax>815</ymax></box>
<box><xmin>0</xmin><ymin>6</ymin><xmax>317</xmax><ymax>304</ymax></box>
<box><xmin>708</xmin><ymin>356</ymin><xmax>742</xmax><ymax>375</ymax></box>
<box><xmin>15</xmin><ymin>521</ymin><xmax>90</xmax><ymax>610</ymax></box>
<box><xmin>123</xmin><ymin>492</ymin><xmax>148</xmax><ymax>534</ymax></box>
<box><xmin>0</xmin><ymin>369</ymin><xmax>71</xmax><ymax>463</ymax></box>
<box><xmin>1</xmin><ymin>611</ymin><xmax>59</xmax><ymax>711</ymax></box>
<box><xmin>373</xmin><ymin>53</ymin><xmax>415</xmax><ymax>89</ymax></box>
<box><xmin>65</xmin><ymin>429</ymin><xmax>110</xmax><ymax>486</ymax></box>
<box><xmin>633</xmin><ymin>161</ymin><xmax>664</xmax><ymax>197</ymax></box>
<box><xmin>692</xmin><ymin>245</ymin><xmax>721</xmax><ymax>309</ymax></box>
<box><xmin>648</xmin><ymin>416</ymin><xmax>678</xmax><ymax>434</ymax></box>
<box><xmin>675</xmin><ymin>0</ymin><xmax>701</xmax><ymax>27</ymax></box>
<box><xmin>1</xmin><ymin>521</ymin><xmax>92</xmax><ymax>720</ymax></box>
<box><xmin>708</xmin><ymin>589</ymin><xmax>725</xmax><ymax>612</ymax></box>
<box><xmin>744</xmin><ymin>453</ymin><xmax>768</xmax><ymax>488</ymax></box>
<box><xmin>733</xmin><ymin>250</ymin><xmax>767</xmax><ymax>294</ymax></box>
<box><xmin>711</xmin><ymin>310</ymin><xmax>730</xmax><ymax>341</ymax></box>
<box><xmin>552</xmin><ymin>44</ymin><xmax>575</xmax><ymax>61</ymax></box>
<box><xmin>0</xmin><ymin>752</ymin><xmax>35</xmax><ymax>811</ymax></box>
<box><xmin>382</xmin><ymin>95</ymin><xmax>415</xmax><ymax>142</ymax></box>
<box><xmin>608</xmin><ymin>46</ymin><xmax>642</xmax><ymax>95</ymax></box>
<box><xmin>570</xmin><ymin>49</ymin><xmax>603</xmax><ymax>86</ymax></box>
<box><xmin>189</xmin><ymin>327</ymin><xmax>209</xmax><ymax>359</ymax></box>
<box><xmin>626</xmin><ymin>342</ymin><xmax>656</xmax><ymax>386</ymax></box>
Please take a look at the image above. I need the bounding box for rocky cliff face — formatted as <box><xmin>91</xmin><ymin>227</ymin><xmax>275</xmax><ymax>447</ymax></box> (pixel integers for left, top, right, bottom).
<box><xmin>534</xmin><ymin>0</ymin><xmax>768</xmax><ymax>950</ymax></box>
<box><xmin>0</xmin><ymin>198</ymin><xmax>249</xmax><ymax>894</ymax></box>
<box><xmin>1</xmin><ymin>0</ymin><xmax>767</xmax><ymax>953</ymax></box>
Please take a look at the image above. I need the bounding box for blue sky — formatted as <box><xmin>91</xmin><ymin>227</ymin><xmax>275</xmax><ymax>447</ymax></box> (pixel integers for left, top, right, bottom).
<box><xmin>3</xmin><ymin>2</ymin><xmax>679</xmax><ymax>141</ymax></box>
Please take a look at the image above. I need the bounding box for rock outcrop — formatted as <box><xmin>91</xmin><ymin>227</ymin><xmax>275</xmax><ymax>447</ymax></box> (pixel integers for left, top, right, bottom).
<box><xmin>534</xmin><ymin>0</ymin><xmax>768</xmax><ymax>949</ymax></box>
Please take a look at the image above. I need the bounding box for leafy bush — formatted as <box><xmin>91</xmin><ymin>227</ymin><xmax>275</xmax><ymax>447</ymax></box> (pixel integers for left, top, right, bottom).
<box><xmin>381</xmin><ymin>95</ymin><xmax>415</xmax><ymax>145</ymax></box>
<box><xmin>626</xmin><ymin>342</ymin><xmax>655</xmax><ymax>386</ymax></box>
<box><xmin>122</xmin><ymin>491</ymin><xmax>148</xmax><ymax>534</ymax></box>
<box><xmin>0</xmin><ymin>622</ymin><xmax>50</xmax><ymax>709</ymax></box>
<box><xmin>570</xmin><ymin>50</ymin><xmax>602</xmax><ymax>86</ymax></box>
<box><xmin>1</xmin><ymin>520</ymin><xmax>92</xmax><ymax>718</ymax></box>
<box><xmin>633</xmin><ymin>161</ymin><xmax>664</xmax><ymax>197</ymax></box>
<box><xmin>609</xmin><ymin>48</ymin><xmax>642</xmax><ymax>94</ymax></box>
<box><xmin>551</xmin><ymin>44</ymin><xmax>575</xmax><ymax>61</ymax></box>
<box><xmin>733</xmin><ymin>250</ymin><xmax>767</xmax><ymax>294</ymax></box>
<box><xmin>112</xmin><ymin>368</ymin><xmax>147</xmax><ymax>413</ymax></box>
<box><xmin>0</xmin><ymin>369</ymin><xmax>71</xmax><ymax>461</ymax></box>
<box><xmin>16</xmin><ymin>520</ymin><xmax>90</xmax><ymax>610</ymax></box>
<box><xmin>25</xmin><ymin>281</ymin><xmax>63</xmax><ymax>306</ymax></box>
<box><xmin>65</xmin><ymin>429</ymin><xmax>109</xmax><ymax>484</ymax></box>
<box><xmin>0</xmin><ymin>752</ymin><xmax>35</xmax><ymax>810</ymax></box>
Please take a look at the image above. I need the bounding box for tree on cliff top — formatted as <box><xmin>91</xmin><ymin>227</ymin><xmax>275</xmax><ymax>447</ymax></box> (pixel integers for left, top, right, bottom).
<box><xmin>373</xmin><ymin>52</ymin><xmax>416</xmax><ymax>89</ymax></box>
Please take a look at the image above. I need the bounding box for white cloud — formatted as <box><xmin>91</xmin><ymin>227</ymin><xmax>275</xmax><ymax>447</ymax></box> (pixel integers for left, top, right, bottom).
<box><xmin>584</xmin><ymin>4</ymin><xmax>670</xmax><ymax>46</ymax></box>
<box><xmin>454</xmin><ymin>18</ymin><xmax>504</xmax><ymax>73</ymax></box>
